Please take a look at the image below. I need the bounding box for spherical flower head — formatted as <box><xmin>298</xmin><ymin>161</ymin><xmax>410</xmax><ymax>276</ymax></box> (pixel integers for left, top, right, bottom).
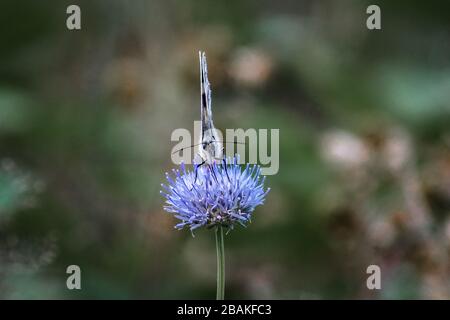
<box><xmin>161</xmin><ymin>156</ymin><xmax>270</xmax><ymax>233</ymax></box>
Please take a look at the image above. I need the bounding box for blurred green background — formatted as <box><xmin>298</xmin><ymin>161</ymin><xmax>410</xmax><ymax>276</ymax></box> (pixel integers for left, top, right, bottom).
<box><xmin>0</xmin><ymin>0</ymin><xmax>449</xmax><ymax>299</ymax></box>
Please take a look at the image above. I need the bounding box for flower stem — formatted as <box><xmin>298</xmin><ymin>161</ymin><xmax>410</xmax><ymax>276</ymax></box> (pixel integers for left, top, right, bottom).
<box><xmin>215</xmin><ymin>226</ymin><xmax>225</xmax><ymax>300</ymax></box>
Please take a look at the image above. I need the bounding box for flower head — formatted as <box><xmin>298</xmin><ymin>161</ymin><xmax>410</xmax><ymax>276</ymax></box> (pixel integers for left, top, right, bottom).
<box><xmin>161</xmin><ymin>156</ymin><xmax>270</xmax><ymax>232</ymax></box>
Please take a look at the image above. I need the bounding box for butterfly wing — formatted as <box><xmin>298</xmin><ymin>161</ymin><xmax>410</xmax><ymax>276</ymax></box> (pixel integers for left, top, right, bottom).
<box><xmin>199</xmin><ymin>51</ymin><xmax>213</xmax><ymax>139</ymax></box>
<box><xmin>197</xmin><ymin>51</ymin><xmax>223</xmax><ymax>163</ymax></box>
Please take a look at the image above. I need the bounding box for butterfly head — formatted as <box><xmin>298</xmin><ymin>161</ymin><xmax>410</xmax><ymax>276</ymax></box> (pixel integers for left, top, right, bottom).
<box><xmin>197</xmin><ymin>127</ymin><xmax>223</xmax><ymax>164</ymax></box>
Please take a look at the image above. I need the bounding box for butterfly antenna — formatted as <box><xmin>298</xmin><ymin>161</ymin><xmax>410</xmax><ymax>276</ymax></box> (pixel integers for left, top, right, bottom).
<box><xmin>171</xmin><ymin>143</ymin><xmax>203</xmax><ymax>155</ymax></box>
<box><xmin>210</xmin><ymin>140</ymin><xmax>246</xmax><ymax>146</ymax></box>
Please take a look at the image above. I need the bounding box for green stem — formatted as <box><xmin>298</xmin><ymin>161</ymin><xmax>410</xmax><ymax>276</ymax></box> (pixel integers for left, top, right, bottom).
<box><xmin>215</xmin><ymin>226</ymin><xmax>225</xmax><ymax>300</ymax></box>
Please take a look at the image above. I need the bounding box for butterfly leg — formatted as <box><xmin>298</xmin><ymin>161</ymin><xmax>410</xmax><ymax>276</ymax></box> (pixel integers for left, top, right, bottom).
<box><xmin>221</xmin><ymin>157</ymin><xmax>231</xmax><ymax>182</ymax></box>
<box><xmin>209</xmin><ymin>164</ymin><xmax>220</xmax><ymax>184</ymax></box>
<box><xmin>192</xmin><ymin>159</ymin><xmax>206</xmax><ymax>189</ymax></box>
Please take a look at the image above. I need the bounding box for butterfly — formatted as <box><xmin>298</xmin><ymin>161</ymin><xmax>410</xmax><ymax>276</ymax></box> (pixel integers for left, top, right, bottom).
<box><xmin>172</xmin><ymin>52</ymin><xmax>245</xmax><ymax>185</ymax></box>
<box><xmin>195</xmin><ymin>51</ymin><xmax>223</xmax><ymax>168</ymax></box>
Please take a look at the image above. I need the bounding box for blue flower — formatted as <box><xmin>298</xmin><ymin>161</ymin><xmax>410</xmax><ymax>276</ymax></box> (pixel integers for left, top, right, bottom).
<box><xmin>161</xmin><ymin>156</ymin><xmax>270</xmax><ymax>232</ymax></box>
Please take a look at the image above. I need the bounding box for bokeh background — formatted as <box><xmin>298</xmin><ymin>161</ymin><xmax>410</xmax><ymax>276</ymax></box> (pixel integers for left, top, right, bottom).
<box><xmin>0</xmin><ymin>0</ymin><xmax>449</xmax><ymax>299</ymax></box>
